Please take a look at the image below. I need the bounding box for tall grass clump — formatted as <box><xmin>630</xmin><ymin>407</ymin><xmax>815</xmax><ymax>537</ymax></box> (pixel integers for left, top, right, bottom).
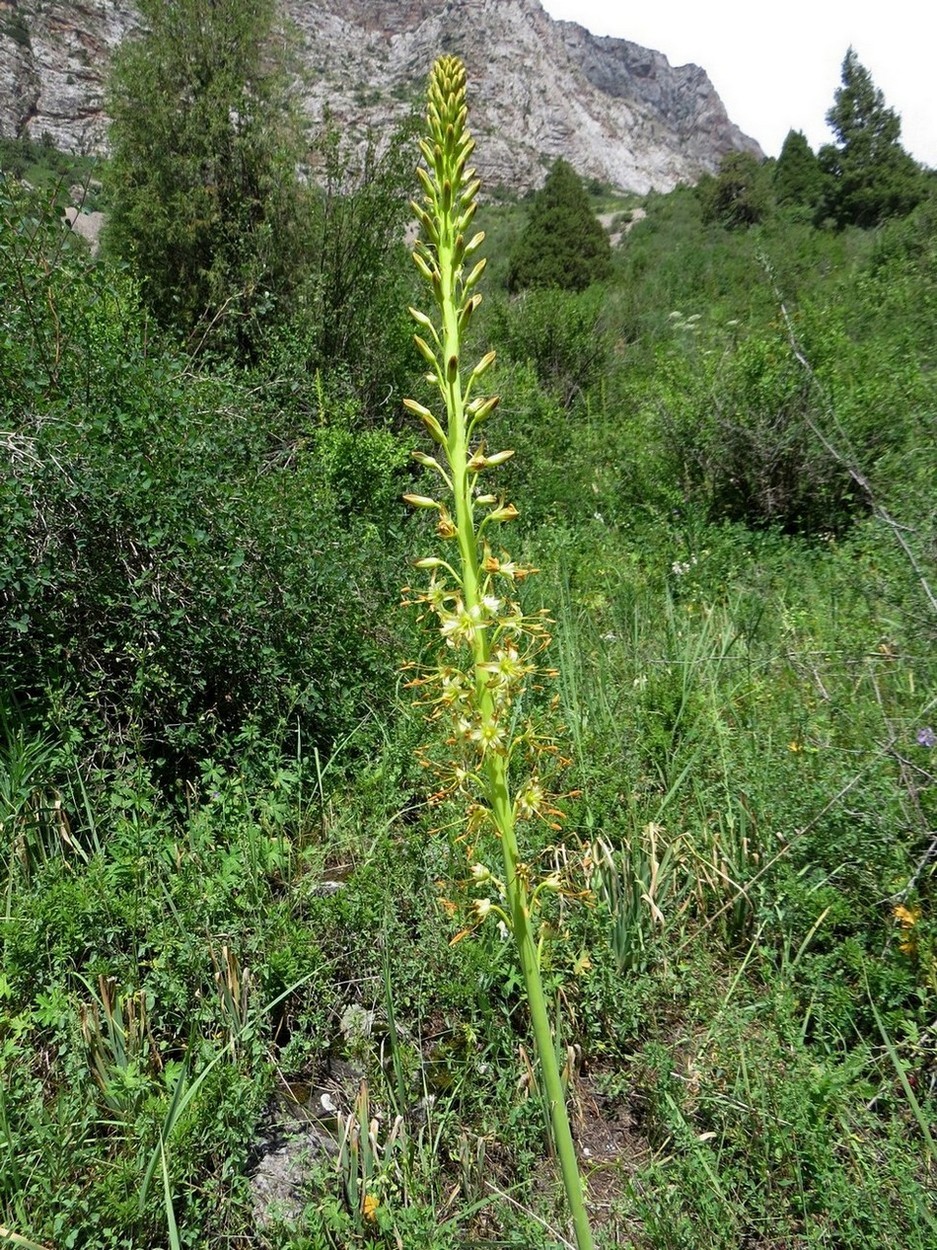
<box><xmin>401</xmin><ymin>56</ymin><xmax>595</xmax><ymax>1249</ymax></box>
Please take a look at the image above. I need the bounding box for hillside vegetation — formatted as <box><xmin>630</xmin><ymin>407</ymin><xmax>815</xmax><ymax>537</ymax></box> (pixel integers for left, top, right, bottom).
<box><xmin>1</xmin><ymin>30</ymin><xmax>935</xmax><ymax>1250</ymax></box>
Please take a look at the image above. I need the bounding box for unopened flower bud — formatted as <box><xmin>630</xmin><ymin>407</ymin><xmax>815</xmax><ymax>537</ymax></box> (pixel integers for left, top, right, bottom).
<box><xmin>403</xmin><ymin>493</ymin><xmax>440</xmax><ymax>510</ymax></box>
<box><xmin>470</xmin><ymin>351</ymin><xmax>496</xmax><ymax>381</ymax></box>
<box><xmin>466</xmin><ymin>394</ymin><xmax>499</xmax><ymax>424</ymax></box>
<box><xmin>413</xmin><ymin>335</ymin><xmax>439</xmax><ymax>367</ymax></box>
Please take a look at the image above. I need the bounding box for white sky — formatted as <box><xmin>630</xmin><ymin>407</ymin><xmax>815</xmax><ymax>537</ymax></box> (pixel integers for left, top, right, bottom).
<box><xmin>540</xmin><ymin>1</ymin><xmax>936</xmax><ymax>168</ymax></box>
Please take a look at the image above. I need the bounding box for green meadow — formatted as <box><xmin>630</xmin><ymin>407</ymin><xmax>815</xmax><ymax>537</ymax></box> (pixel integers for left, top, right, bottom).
<box><xmin>1</xmin><ymin>26</ymin><xmax>935</xmax><ymax>1248</ymax></box>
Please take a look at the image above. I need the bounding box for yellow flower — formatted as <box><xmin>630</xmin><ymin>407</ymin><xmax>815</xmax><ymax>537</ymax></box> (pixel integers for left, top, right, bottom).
<box><xmin>439</xmin><ymin>600</ymin><xmax>476</xmax><ymax>647</ymax></box>
<box><xmin>470</xmin><ymin>718</ymin><xmax>507</xmax><ymax>753</ymax></box>
<box><xmin>894</xmin><ymin>904</ymin><xmax>921</xmax><ymax>956</ymax></box>
<box><xmin>893</xmin><ymin>904</ymin><xmax>920</xmax><ymax>928</ymax></box>
<box><xmin>437</xmin><ymin>667</ymin><xmax>469</xmax><ymax>704</ymax></box>
<box><xmin>479</xmin><ymin>643</ymin><xmax>527</xmax><ymax>691</ymax></box>
<box><xmin>788</xmin><ymin>740</ymin><xmax>802</xmax><ymax>753</ymax></box>
<box><xmin>362</xmin><ymin>1192</ymin><xmax>379</xmax><ymax>1222</ymax></box>
<box><xmin>515</xmin><ymin>778</ymin><xmax>546</xmax><ymax>820</ymax></box>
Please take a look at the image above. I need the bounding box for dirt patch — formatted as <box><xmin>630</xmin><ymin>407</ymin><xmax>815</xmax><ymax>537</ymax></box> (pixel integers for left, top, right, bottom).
<box><xmin>599</xmin><ymin>206</ymin><xmax>645</xmax><ymax>247</ymax></box>
<box><xmin>573</xmin><ymin>1071</ymin><xmax>648</xmax><ymax>1235</ymax></box>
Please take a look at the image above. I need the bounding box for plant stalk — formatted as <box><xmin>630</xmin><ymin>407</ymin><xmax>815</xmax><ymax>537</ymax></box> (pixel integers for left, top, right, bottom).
<box><xmin>404</xmin><ymin>55</ymin><xmax>595</xmax><ymax>1250</ymax></box>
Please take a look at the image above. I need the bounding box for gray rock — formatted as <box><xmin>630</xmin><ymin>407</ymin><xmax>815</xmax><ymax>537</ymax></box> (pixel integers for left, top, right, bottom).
<box><xmin>62</xmin><ymin>204</ymin><xmax>105</xmax><ymax>254</ymax></box>
<box><xmin>0</xmin><ymin>0</ymin><xmax>762</xmax><ymax>194</ymax></box>
<box><xmin>249</xmin><ymin>1094</ymin><xmax>339</xmax><ymax>1230</ymax></box>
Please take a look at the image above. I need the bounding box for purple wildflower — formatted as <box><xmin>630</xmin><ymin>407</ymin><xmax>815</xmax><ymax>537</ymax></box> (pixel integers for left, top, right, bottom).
<box><xmin>916</xmin><ymin>726</ymin><xmax>936</xmax><ymax>748</ymax></box>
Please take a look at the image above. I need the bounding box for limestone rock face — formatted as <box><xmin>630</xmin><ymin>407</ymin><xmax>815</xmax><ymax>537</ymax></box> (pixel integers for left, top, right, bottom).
<box><xmin>0</xmin><ymin>0</ymin><xmax>761</xmax><ymax>193</ymax></box>
<box><xmin>288</xmin><ymin>0</ymin><xmax>761</xmax><ymax>192</ymax></box>
<box><xmin>0</xmin><ymin>1</ymin><xmax>137</xmax><ymax>152</ymax></box>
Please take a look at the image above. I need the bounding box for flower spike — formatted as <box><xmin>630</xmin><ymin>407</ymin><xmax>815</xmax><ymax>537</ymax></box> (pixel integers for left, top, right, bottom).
<box><xmin>401</xmin><ymin>55</ymin><xmax>595</xmax><ymax>1250</ymax></box>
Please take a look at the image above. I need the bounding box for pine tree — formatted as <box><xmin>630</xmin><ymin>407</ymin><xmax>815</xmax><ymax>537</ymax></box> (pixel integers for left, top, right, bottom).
<box><xmin>507</xmin><ymin>159</ymin><xmax>612</xmax><ymax>293</ymax></box>
<box><xmin>105</xmin><ymin>0</ymin><xmax>307</xmax><ymax>357</ymax></box>
<box><xmin>774</xmin><ymin>130</ymin><xmax>823</xmax><ymax>212</ymax></box>
<box><xmin>817</xmin><ymin>48</ymin><xmax>924</xmax><ymax>228</ymax></box>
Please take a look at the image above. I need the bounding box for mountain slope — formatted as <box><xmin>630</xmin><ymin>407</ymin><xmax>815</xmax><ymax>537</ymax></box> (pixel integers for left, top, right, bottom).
<box><xmin>0</xmin><ymin>0</ymin><xmax>761</xmax><ymax>193</ymax></box>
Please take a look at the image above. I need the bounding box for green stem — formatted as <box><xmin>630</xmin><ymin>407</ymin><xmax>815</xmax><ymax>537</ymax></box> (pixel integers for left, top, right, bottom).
<box><xmin>484</xmin><ymin>752</ymin><xmax>595</xmax><ymax>1250</ymax></box>
<box><xmin>449</xmin><ymin>405</ymin><xmax>593</xmax><ymax>1249</ymax></box>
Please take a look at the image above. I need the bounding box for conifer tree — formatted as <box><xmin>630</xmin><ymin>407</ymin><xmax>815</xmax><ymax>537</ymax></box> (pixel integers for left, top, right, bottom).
<box><xmin>817</xmin><ymin>48</ymin><xmax>924</xmax><ymax>228</ymax></box>
<box><xmin>507</xmin><ymin>158</ymin><xmax>611</xmax><ymax>292</ymax></box>
<box><xmin>105</xmin><ymin>0</ymin><xmax>307</xmax><ymax>357</ymax></box>
<box><xmin>774</xmin><ymin>129</ymin><xmax>823</xmax><ymax>211</ymax></box>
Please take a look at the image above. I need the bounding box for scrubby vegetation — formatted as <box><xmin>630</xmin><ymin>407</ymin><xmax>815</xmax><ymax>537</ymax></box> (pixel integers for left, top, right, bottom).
<box><xmin>1</xmin><ymin>32</ymin><xmax>935</xmax><ymax>1250</ymax></box>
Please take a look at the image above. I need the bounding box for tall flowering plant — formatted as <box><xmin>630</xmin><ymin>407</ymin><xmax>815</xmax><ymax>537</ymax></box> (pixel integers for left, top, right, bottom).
<box><xmin>402</xmin><ymin>56</ymin><xmax>595</xmax><ymax>1250</ymax></box>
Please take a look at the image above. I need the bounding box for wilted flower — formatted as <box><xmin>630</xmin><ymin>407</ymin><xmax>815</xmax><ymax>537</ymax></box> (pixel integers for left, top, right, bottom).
<box><xmin>894</xmin><ymin>902</ymin><xmax>921</xmax><ymax>957</ymax></box>
<box><xmin>893</xmin><ymin>903</ymin><xmax>920</xmax><ymax>928</ymax></box>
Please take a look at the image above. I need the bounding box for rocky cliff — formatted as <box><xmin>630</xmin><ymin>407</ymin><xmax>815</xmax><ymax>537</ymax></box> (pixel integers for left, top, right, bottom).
<box><xmin>0</xmin><ymin>0</ymin><xmax>761</xmax><ymax>193</ymax></box>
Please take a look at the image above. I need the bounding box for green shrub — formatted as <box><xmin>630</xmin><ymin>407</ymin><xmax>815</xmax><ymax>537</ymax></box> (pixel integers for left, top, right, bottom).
<box><xmin>105</xmin><ymin>0</ymin><xmax>309</xmax><ymax>361</ymax></box>
<box><xmin>487</xmin><ymin>285</ymin><xmax>609</xmax><ymax>406</ymax></box>
<box><xmin>656</xmin><ymin>330</ymin><xmax>867</xmax><ymax>534</ymax></box>
<box><xmin>698</xmin><ymin>151</ymin><xmax>772</xmax><ymax>229</ymax></box>
<box><xmin>0</xmin><ymin>181</ymin><xmax>406</xmax><ymax>782</ymax></box>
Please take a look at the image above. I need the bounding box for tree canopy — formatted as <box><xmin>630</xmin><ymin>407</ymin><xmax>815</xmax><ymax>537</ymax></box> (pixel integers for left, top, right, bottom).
<box><xmin>774</xmin><ymin>130</ymin><xmax>824</xmax><ymax>213</ymax></box>
<box><xmin>817</xmin><ymin>48</ymin><xmax>925</xmax><ymax>228</ymax></box>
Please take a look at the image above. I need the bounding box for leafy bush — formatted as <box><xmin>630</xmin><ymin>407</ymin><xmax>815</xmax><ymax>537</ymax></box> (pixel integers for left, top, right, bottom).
<box><xmin>105</xmin><ymin>0</ymin><xmax>309</xmax><ymax>360</ymax></box>
<box><xmin>654</xmin><ymin>330</ymin><xmax>865</xmax><ymax>533</ymax></box>
<box><xmin>487</xmin><ymin>285</ymin><xmax>609</xmax><ymax>407</ymax></box>
<box><xmin>261</xmin><ymin>121</ymin><xmax>419</xmax><ymax>422</ymax></box>
<box><xmin>0</xmin><ymin>180</ymin><xmax>406</xmax><ymax>782</ymax></box>
<box><xmin>698</xmin><ymin>151</ymin><xmax>772</xmax><ymax>229</ymax></box>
